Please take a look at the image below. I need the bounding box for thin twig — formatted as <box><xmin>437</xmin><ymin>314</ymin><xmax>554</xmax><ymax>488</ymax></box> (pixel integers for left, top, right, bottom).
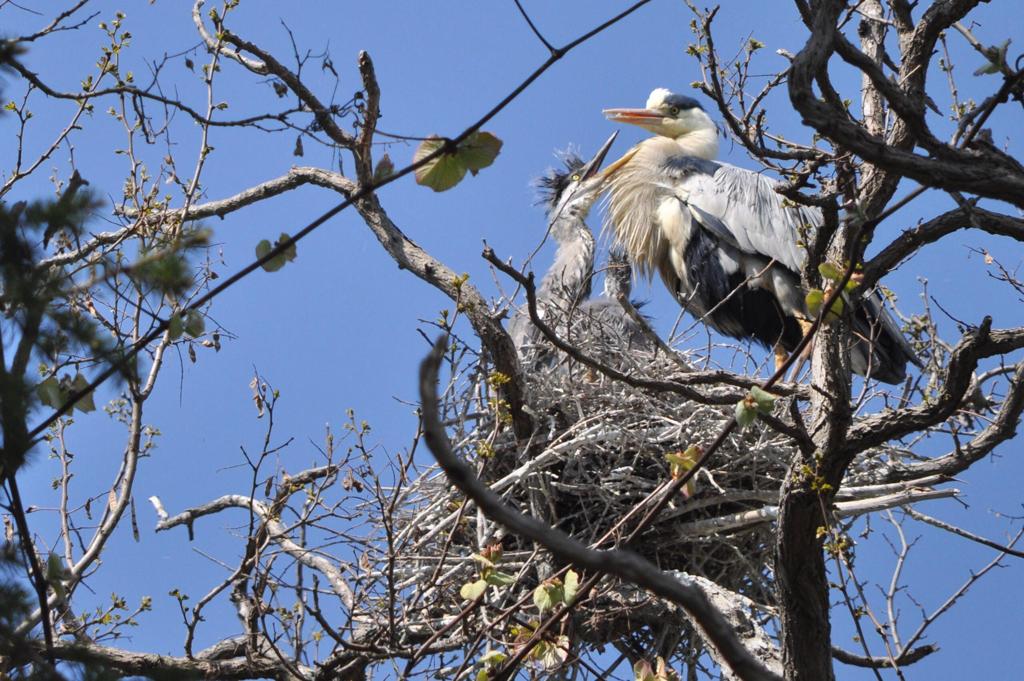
<box><xmin>905</xmin><ymin>508</ymin><xmax>1024</xmax><ymax>559</ymax></box>
<box><xmin>512</xmin><ymin>0</ymin><xmax>555</xmax><ymax>53</ymax></box>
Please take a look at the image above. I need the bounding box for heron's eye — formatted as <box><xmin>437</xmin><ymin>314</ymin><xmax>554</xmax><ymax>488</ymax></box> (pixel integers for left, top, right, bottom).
<box><xmin>668</xmin><ymin>106</ymin><xmax>680</xmax><ymax>116</ymax></box>
<box><xmin>570</xmin><ymin>173</ymin><xmax>582</xmax><ymax>182</ymax></box>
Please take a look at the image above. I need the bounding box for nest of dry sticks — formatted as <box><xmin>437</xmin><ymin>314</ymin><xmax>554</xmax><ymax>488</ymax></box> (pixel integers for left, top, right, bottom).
<box><xmin>392</xmin><ymin>319</ymin><xmax>780</xmax><ymax>621</ymax></box>
<box><xmin>389</xmin><ymin>302</ymin><xmax>951</xmax><ymax>656</ymax></box>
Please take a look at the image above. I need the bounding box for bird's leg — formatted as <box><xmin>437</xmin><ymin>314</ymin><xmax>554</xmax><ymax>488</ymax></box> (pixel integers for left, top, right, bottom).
<box><xmin>773</xmin><ymin>343</ymin><xmax>789</xmax><ymax>373</ymax></box>
<box><xmin>785</xmin><ymin>317</ymin><xmax>816</xmax><ymax>382</ymax></box>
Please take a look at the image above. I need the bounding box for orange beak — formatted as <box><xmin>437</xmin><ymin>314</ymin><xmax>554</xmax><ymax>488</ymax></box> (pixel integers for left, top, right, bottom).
<box><xmin>601</xmin><ymin>146</ymin><xmax>639</xmax><ymax>179</ymax></box>
<box><xmin>602</xmin><ymin>107</ymin><xmax>664</xmax><ymax>126</ymax></box>
<box><xmin>601</xmin><ymin>108</ymin><xmax>663</xmax><ymax>177</ymax></box>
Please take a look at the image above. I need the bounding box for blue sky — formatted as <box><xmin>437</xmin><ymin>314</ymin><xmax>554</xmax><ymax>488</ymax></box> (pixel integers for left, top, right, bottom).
<box><xmin>2</xmin><ymin>1</ymin><xmax>1023</xmax><ymax>678</ymax></box>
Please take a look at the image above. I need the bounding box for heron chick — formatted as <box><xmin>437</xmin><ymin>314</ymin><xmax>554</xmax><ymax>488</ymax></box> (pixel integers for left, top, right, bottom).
<box><xmin>602</xmin><ymin>88</ymin><xmax>919</xmax><ymax>383</ymax></box>
<box><xmin>510</xmin><ymin>133</ymin><xmax>650</xmax><ymax>358</ymax></box>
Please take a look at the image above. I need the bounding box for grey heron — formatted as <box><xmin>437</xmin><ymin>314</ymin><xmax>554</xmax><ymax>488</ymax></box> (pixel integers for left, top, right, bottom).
<box><xmin>510</xmin><ymin>133</ymin><xmax>650</xmax><ymax>357</ymax></box>
<box><xmin>602</xmin><ymin>88</ymin><xmax>919</xmax><ymax>383</ymax></box>
<box><xmin>579</xmin><ymin>247</ymin><xmax>652</xmax><ymax>351</ymax></box>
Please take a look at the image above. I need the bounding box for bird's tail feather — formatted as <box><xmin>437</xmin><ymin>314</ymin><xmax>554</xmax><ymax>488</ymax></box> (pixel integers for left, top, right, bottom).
<box><xmin>849</xmin><ymin>291</ymin><xmax>922</xmax><ymax>384</ymax></box>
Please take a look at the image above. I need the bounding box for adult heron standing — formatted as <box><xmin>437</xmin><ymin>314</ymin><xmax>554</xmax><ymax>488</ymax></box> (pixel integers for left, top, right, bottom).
<box><xmin>602</xmin><ymin>88</ymin><xmax>919</xmax><ymax>383</ymax></box>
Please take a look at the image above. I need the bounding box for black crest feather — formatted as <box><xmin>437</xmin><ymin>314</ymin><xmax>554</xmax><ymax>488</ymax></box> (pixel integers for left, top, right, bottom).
<box><xmin>536</xmin><ymin>154</ymin><xmax>587</xmax><ymax>208</ymax></box>
<box><xmin>664</xmin><ymin>92</ymin><xmax>704</xmax><ymax>111</ymax></box>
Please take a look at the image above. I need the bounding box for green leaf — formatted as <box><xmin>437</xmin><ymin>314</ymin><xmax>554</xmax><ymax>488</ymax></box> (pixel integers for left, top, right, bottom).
<box><xmin>665</xmin><ymin>445</ymin><xmax>700</xmax><ymax>497</ymax></box>
<box><xmin>168</xmin><ymin>314</ymin><xmax>184</xmax><ymax>341</ymax></box>
<box><xmin>563</xmin><ymin>570</ymin><xmax>579</xmax><ymax>605</ymax></box>
<box><xmin>36</xmin><ymin>376</ymin><xmax>65</xmax><ymax>409</ymax></box>
<box><xmin>749</xmin><ymin>386</ymin><xmax>776</xmax><ymax>414</ymax></box>
<box><xmin>458</xmin><ymin>131</ymin><xmax>503</xmax><ymax>175</ymax></box>
<box><xmin>485</xmin><ymin>570</ymin><xmax>516</xmax><ymax>587</ymax></box>
<box><xmin>255</xmin><ymin>239</ymin><xmax>277</xmax><ymax>270</ymax></box>
<box><xmin>183</xmin><ymin>310</ymin><xmax>205</xmax><ymax>338</ymax></box>
<box><xmin>71</xmin><ymin>373</ymin><xmax>96</xmax><ymax>414</ymax></box>
<box><xmin>974</xmin><ymin>60</ymin><xmax>1001</xmax><ymax>76</ymax></box>
<box><xmin>665</xmin><ymin>446</ymin><xmax>699</xmax><ymax>473</ymax></box>
<box><xmin>817</xmin><ymin>262</ymin><xmax>842</xmax><ymax>281</ymax></box>
<box><xmin>974</xmin><ymin>39</ymin><xmax>1010</xmax><ymax>76</ymax></box>
<box><xmin>277</xmin><ymin>232</ymin><xmax>297</xmax><ymax>263</ymax></box>
<box><xmin>460</xmin><ymin>579</ymin><xmax>487</xmax><ymax>601</ymax></box>
<box><xmin>256</xmin><ymin>233</ymin><xmax>297</xmax><ymax>272</ymax></box>
<box><xmin>412</xmin><ymin>131</ymin><xmax>502</xmax><ymax>191</ymax></box>
<box><xmin>470</xmin><ymin>552</ymin><xmax>495</xmax><ymax>569</ymax></box>
<box><xmin>805</xmin><ymin>288</ymin><xmax>824</xmax><ymax>317</ymax></box>
<box><xmin>414</xmin><ymin>137</ymin><xmax>466</xmax><ymax>192</ymax></box>
<box><xmin>734</xmin><ymin>399</ymin><xmax>757</xmax><ymax>430</ymax></box>
<box><xmin>479</xmin><ymin>650</ymin><xmax>507</xmax><ymax>667</ymax></box>
<box><xmin>807</xmin><ymin>288</ymin><xmax>844</xmax><ymax>322</ymax></box>
<box><xmin>654</xmin><ymin>656</ymin><xmax>680</xmax><ymax>681</ymax></box>
<box><xmin>533</xmin><ymin>584</ymin><xmax>554</xmax><ymax>613</ymax></box>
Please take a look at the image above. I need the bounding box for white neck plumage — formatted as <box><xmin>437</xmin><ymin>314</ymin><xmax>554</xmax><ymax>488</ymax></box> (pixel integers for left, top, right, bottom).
<box><xmin>672</xmin><ymin>124</ymin><xmax>719</xmax><ymax>160</ymax></box>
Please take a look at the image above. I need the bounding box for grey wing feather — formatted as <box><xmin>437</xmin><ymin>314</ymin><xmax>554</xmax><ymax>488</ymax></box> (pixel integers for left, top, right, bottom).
<box><xmin>682</xmin><ymin>200</ymin><xmax>739</xmax><ymax>248</ymax></box>
<box><xmin>666</xmin><ymin>160</ymin><xmax>820</xmax><ymax>272</ymax></box>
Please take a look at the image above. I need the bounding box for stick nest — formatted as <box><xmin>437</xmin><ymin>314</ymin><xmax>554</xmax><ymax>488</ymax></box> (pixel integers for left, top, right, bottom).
<box><xmin>392</xmin><ymin>310</ymin><xmax>797</xmax><ymax>640</ymax></box>
<box><xmin>384</xmin><ymin>299</ymin><xmax>952</xmax><ymax>664</ymax></box>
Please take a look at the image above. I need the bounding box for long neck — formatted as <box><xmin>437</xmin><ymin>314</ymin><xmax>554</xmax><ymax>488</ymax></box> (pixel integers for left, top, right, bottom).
<box><xmin>538</xmin><ymin>218</ymin><xmax>595</xmax><ymax>309</ymax></box>
<box><xmin>673</xmin><ymin>125</ymin><xmax>719</xmax><ymax>160</ymax></box>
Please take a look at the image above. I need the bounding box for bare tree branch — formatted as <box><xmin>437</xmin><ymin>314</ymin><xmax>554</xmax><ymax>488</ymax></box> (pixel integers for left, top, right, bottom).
<box><xmin>1</xmin><ymin>53</ymin><xmax>297</xmax><ymax>130</ymax></box>
<box><xmin>788</xmin><ymin>0</ymin><xmax>1024</xmax><ymax>209</ymax></box>
<box><xmin>21</xmin><ymin>640</ymin><xmax>294</xmax><ymax>680</ymax></box>
<box><xmin>211</xmin><ymin>27</ymin><xmax>355</xmax><ymax>149</ymax></box>
<box><xmin>857</xmin><ymin>360</ymin><xmax>1024</xmax><ymax>483</ymax></box>
<box><xmin>907</xmin><ymin>508</ymin><xmax>1024</xmax><ymax>560</ymax></box>
<box><xmin>111</xmin><ymin>166</ymin><xmax>356</xmax><ymax>227</ymax></box>
<box><xmin>832</xmin><ymin>643</ymin><xmax>938</xmax><ymax>668</ymax></box>
<box><xmin>865</xmin><ymin>206</ymin><xmax>1024</xmax><ymax>286</ymax></box>
<box><xmin>676</xmin><ymin>485</ymin><xmax>956</xmax><ymax>538</ymax></box>
<box><xmin>846</xmin><ymin>321</ymin><xmax>1024</xmax><ymax>453</ymax></box>
<box><xmin>156</xmin><ymin>488</ymin><xmax>355</xmax><ymax>611</ymax></box>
